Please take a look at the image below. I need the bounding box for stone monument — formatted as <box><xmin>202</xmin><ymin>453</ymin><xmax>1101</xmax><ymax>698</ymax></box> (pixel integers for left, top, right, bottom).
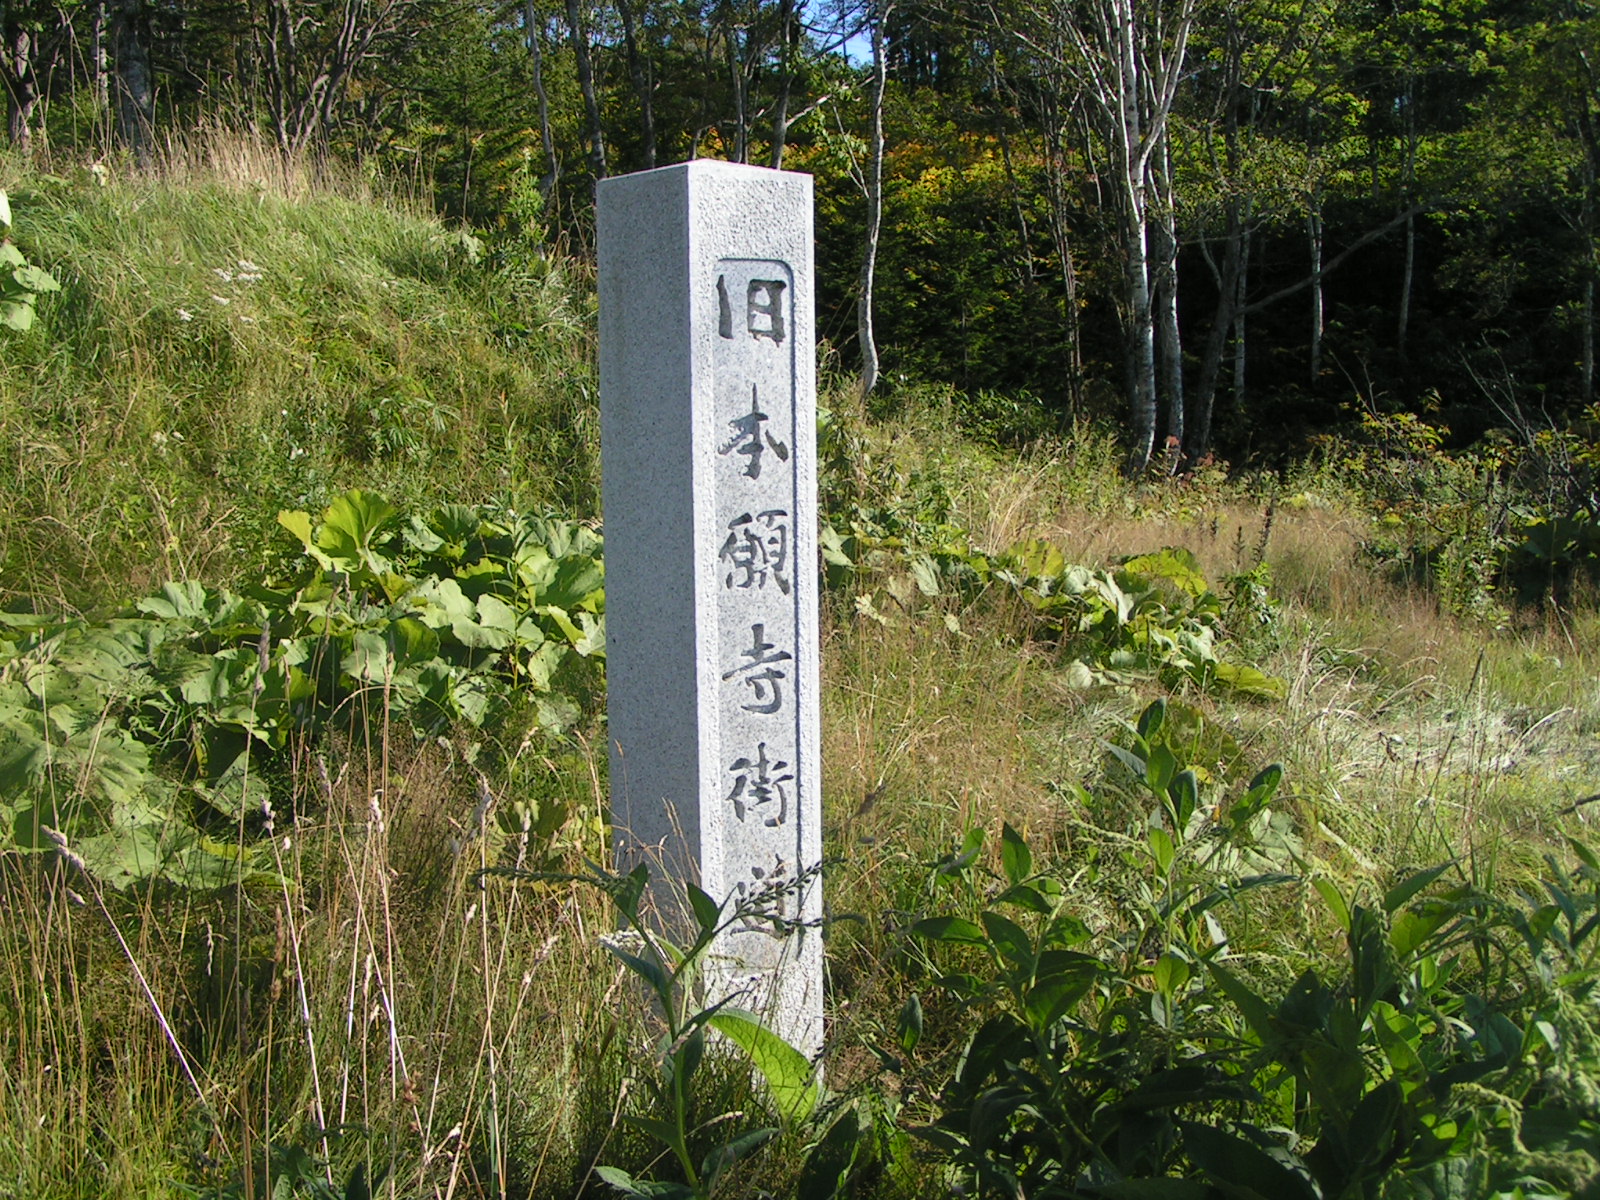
<box><xmin>598</xmin><ymin>161</ymin><xmax>823</xmax><ymax>1059</ymax></box>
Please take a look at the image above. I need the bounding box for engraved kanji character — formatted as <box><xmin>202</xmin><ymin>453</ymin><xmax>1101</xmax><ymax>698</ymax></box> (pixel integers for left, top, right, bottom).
<box><xmin>726</xmin><ymin>742</ymin><xmax>794</xmax><ymax>826</ymax></box>
<box><xmin>721</xmin><ymin>622</ymin><xmax>791</xmax><ymax>714</ymax></box>
<box><xmin>719</xmin><ymin>509</ymin><xmax>791</xmax><ymax>593</ymax></box>
<box><xmin>718</xmin><ymin>385</ymin><xmax>790</xmax><ymax>480</ymax></box>
<box><xmin>732</xmin><ymin>856</ymin><xmax>792</xmax><ymax>937</ymax></box>
<box><xmin>745</xmin><ymin>279</ymin><xmax>786</xmax><ymax>343</ymax></box>
<box><xmin>716</xmin><ymin>275</ymin><xmax>788</xmax><ymax>344</ymax></box>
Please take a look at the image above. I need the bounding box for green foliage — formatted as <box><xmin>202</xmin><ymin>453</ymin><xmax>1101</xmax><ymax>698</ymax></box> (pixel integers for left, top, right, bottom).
<box><xmin>1098</xmin><ymin>699</ymin><xmax>1299</xmax><ymax>877</ymax></box>
<box><xmin>0</xmin><ymin>189</ymin><xmax>60</xmax><ymax>332</ymax></box>
<box><xmin>0</xmin><ymin>489</ymin><xmax>604</xmax><ymax>886</ymax></box>
<box><xmin>997</xmin><ymin>544</ymin><xmax>1289</xmax><ymax>698</ymax></box>
<box><xmin>0</xmin><ymin>169</ymin><xmax>598</xmax><ymax>612</ymax></box>
<box><xmin>1309</xmin><ymin>406</ymin><xmax>1600</xmax><ymax>616</ymax></box>
<box><xmin>818</xmin><ymin>406</ymin><xmax>1287</xmax><ymax>697</ymax></box>
<box><xmin>901</xmin><ymin>754</ymin><xmax>1600</xmax><ymax>1197</ymax></box>
<box><xmin>181</xmin><ymin>1132</ymin><xmax>390</xmax><ymax>1200</ymax></box>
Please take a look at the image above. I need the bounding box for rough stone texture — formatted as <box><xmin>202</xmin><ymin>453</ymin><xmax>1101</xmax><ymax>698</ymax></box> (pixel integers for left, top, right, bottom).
<box><xmin>598</xmin><ymin>161</ymin><xmax>822</xmax><ymax>1058</ymax></box>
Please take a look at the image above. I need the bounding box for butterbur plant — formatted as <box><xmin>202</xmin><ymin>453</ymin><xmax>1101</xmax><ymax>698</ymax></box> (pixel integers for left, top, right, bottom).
<box><xmin>994</xmin><ymin>544</ymin><xmax>1288</xmax><ymax>699</ymax></box>
<box><xmin>480</xmin><ymin>860</ymin><xmax>819</xmax><ymax>1198</ymax></box>
<box><xmin>0</xmin><ymin>489</ymin><xmax>607</xmax><ymax>887</ymax></box>
<box><xmin>0</xmin><ymin>189</ymin><xmax>60</xmax><ymax>333</ymax></box>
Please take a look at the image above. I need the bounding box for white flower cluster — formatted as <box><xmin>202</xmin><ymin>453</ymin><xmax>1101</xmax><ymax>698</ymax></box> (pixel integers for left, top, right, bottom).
<box><xmin>178</xmin><ymin>259</ymin><xmax>265</xmax><ymax>326</ymax></box>
<box><xmin>211</xmin><ymin>259</ymin><xmax>264</xmax><ymax>285</ymax></box>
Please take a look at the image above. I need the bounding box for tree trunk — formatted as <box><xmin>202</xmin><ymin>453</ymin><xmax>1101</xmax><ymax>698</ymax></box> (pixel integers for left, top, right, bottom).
<box><xmin>1122</xmin><ymin>215</ymin><xmax>1158</xmax><ymax>474</ymax></box>
<box><xmin>1151</xmin><ymin>127</ymin><xmax>1182</xmax><ymax>464</ymax></box>
<box><xmin>1232</xmin><ymin>224</ymin><xmax>1249</xmax><ymax>423</ymax></box>
<box><xmin>94</xmin><ymin>0</ymin><xmax>109</xmax><ymax>121</ymax></box>
<box><xmin>996</xmin><ymin>123</ymin><xmax>1036</xmax><ymax>282</ymax></box>
<box><xmin>769</xmin><ymin>0</ymin><xmax>795</xmax><ymax>169</ymax></box>
<box><xmin>110</xmin><ymin>0</ymin><xmax>153</xmax><ymax>165</ymax></box>
<box><xmin>1398</xmin><ymin>207</ymin><xmax>1414</xmax><ymax>366</ymax></box>
<box><xmin>720</xmin><ymin>0</ymin><xmax>749</xmax><ymax>164</ymax></box>
<box><xmin>1586</xmin><ymin>273</ymin><xmax>1595</xmax><ymax>411</ymax></box>
<box><xmin>1045</xmin><ymin>131</ymin><xmax>1084</xmax><ymax>419</ymax></box>
<box><xmin>617</xmin><ymin>0</ymin><xmax>656</xmax><ymax>170</ymax></box>
<box><xmin>5</xmin><ymin>21</ymin><xmax>38</xmax><ymax>153</ymax></box>
<box><xmin>566</xmin><ymin>0</ymin><xmax>606</xmax><ymax>180</ymax></box>
<box><xmin>1189</xmin><ymin>198</ymin><xmax>1245</xmax><ymax>463</ymax></box>
<box><xmin>1188</xmin><ymin>21</ymin><xmax>1246</xmax><ymax>465</ymax></box>
<box><xmin>1584</xmin><ymin>145</ymin><xmax>1596</xmax><ymax>408</ymax></box>
<box><xmin>524</xmin><ymin>0</ymin><xmax>559</xmax><ymax>198</ymax></box>
<box><xmin>1113</xmin><ymin>0</ymin><xmax>1156</xmax><ymax>473</ymax></box>
<box><xmin>858</xmin><ymin>0</ymin><xmax>889</xmax><ymax>398</ymax></box>
<box><xmin>1309</xmin><ymin>194</ymin><xmax>1324</xmax><ymax>387</ymax></box>
<box><xmin>1397</xmin><ymin>79</ymin><xmax>1416</xmax><ymax>365</ymax></box>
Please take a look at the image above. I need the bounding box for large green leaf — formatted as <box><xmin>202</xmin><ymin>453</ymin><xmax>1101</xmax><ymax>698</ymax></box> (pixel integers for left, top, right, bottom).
<box><xmin>1179</xmin><ymin>1121</ymin><xmax>1319</xmax><ymax>1200</ymax></box>
<box><xmin>1209</xmin><ymin>662</ymin><xmax>1289</xmax><ymax>700</ymax></box>
<box><xmin>707</xmin><ymin>1008</ymin><xmax>818</xmax><ymax>1123</ymax></box>
<box><xmin>1006</xmin><ymin>537</ymin><xmax>1066</xmax><ymax>582</ymax></box>
<box><xmin>1121</xmin><ymin>548</ymin><xmax>1211</xmax><ymax>599</ymax></box>
<box><xmin>1000</xmin><ymin>822</ymin><xmax>1032</xmax><ymax>887</ymax></box>
<box><xmin>315</xmin><ymin>490</ymin><xmax>399</xmax><ymax>575</ymax></box>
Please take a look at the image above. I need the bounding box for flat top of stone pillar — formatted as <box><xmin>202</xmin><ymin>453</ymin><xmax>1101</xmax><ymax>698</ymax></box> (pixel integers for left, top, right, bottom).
<box><xmin>597</xmin><ymin>158</ymin><xmax>812</xmax><ymax>191</ymax></box>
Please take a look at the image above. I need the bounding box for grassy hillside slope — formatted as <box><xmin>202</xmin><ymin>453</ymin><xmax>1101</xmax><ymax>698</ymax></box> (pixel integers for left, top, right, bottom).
<box><xmin>1</xmin><ymin>157</ymin><xmax>597</xmax><ymax>613</ymax></box>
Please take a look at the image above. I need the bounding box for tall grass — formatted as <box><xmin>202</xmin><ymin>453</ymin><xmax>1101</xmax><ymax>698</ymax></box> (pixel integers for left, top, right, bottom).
<box><xmin>0</xmin><ymin>712</ymin><xmax>646</xmax><ymax>1199</ymax></box>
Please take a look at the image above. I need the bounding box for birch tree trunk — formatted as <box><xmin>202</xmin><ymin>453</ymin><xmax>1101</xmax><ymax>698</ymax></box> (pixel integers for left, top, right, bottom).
<box><xmin>1046</xmin><ymin>0</ymin><xmax>1194</xmax><ymax>471</ymax></box>
<box><xmin>1117</xmin><ymin>0</ymin><xmax>1157</xmax><ymax>472</ymax></box>
<box><xmin>858</xmin><ymin>0</ymin><xmax>889</xmax><ymax>398</ymax></box>
<box><xmin>524</xmin><ymin>0</ymin><xmax>560</xmax><ymax>198</ymax></box>
<box><xmin>1151</xmin><ymin>125</ymin><xmax>1183</xmax><ymax>463</ymax></box>
<box><xmin>1397</xmin><ymin>77</ymin><xmax>1416</xmax><ymax>365</ymax></box>
<box><xmin>1309</xmin><ymin>192</ymin><xmax>1324</xmax><ymax>386</ymax></box>
<box><xmin>94</xmin><ymin>0</ymin><xmax>108</xmax><ymax>116</ymax></box>
<box><xmin>5</xmin><ymin>22</ymin><xmax>38</xmax><ymax>152</ymax></box>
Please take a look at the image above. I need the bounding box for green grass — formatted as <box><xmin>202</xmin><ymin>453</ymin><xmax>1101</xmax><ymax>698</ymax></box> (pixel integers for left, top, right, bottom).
<box><xmin>3</xmin><ymin>148</ymin><xmax>1600</xmax><ymax>1197</ymax></box>
<box><xmin>1</xmin><ymin>153</ymin><xmax>597</xmax><ymax>614</ymax></box>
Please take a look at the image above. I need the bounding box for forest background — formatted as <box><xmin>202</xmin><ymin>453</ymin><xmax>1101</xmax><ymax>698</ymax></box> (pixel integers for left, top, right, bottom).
<box><xmin>8</xmin><ymin>0</ymin><xmax>1600</xmax><ymax>471</ymax></box>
